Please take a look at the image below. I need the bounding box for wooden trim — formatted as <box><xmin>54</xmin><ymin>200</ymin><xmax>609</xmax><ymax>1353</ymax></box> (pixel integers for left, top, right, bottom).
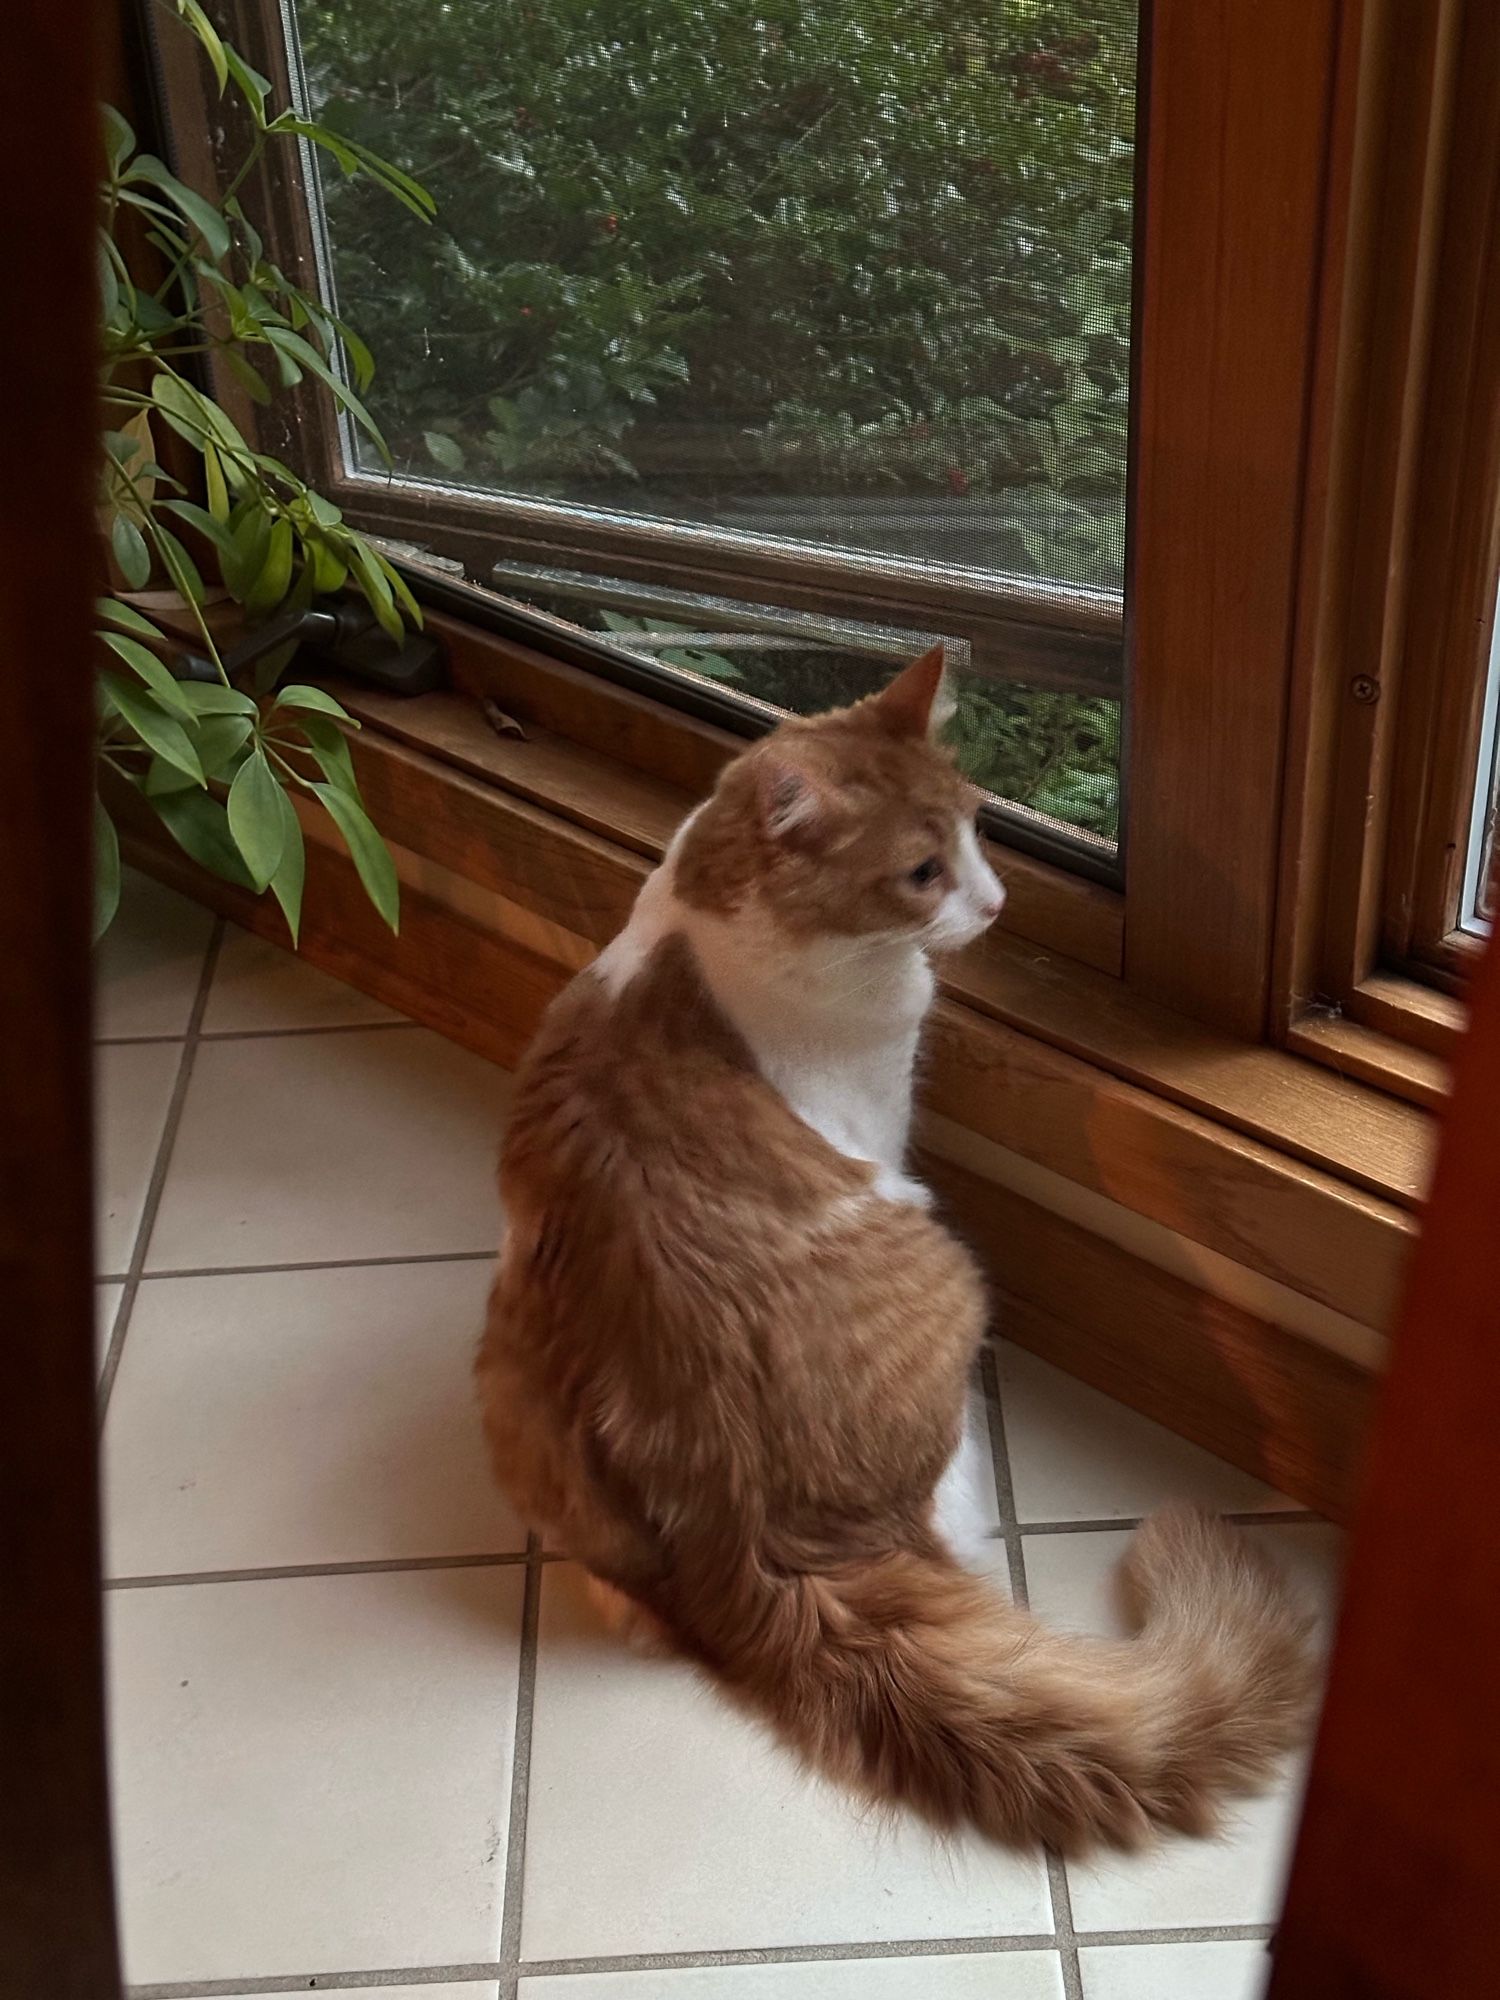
<box><xmin>926</xmin><ymin>1156</ymin><xmax>1376</xmax><ymax>1524</ymax></box>
<box><xmin>120</xmin><ymin>681</ymin><xmax>1421</xmax><ymax>1334</ymax></box>
<box><xmin>379</xmin><ymin>617</ymin><xmax>1129</xmax><ymax>977</ymax></box>
<box><xmin>1286</xmin><ymin>1011</ymin><xmax>1450</xmax><ymax>1115</ymax></box>
<box><xmin>1268</xmin><ymin>867</ymin><xmax>1500</xmax><ymax>1995</ymax></box>
<box><xmin>1125</xmin><ymin>0</ymin><xmax>1341</xmax><ymax>1037</ymax></box>
<box><xmin>123</xmin><ymin>819</ymin><xmax>1376</xmax><ymax>1523</ymax></box>
<box><xmin>1381</xmin><ymin>0</ymin><xmax>1500</xmax><ymax>969</ymax></box>
<box><xmin>1</xmin><ymin>0</ymin><xmax>123</xmax><ymax>1990</ymax></box>
<box><xmin>1344</xmin><ymin>968</ymin><xmax>1466</xmax><ymax>1062</ymax></box>
<box><xmin>318</xmin><ymin>679</ymin><xmax>1432</xmax><ymax>1220</ymax></box>
<box><xmin>1278</xmin><ymin>0</ymin><xmax>1498</xmax><ymax>1094</ymax></box>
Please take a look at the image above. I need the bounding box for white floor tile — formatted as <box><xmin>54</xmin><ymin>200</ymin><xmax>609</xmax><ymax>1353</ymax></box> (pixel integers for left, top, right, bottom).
<box><xmin>96</xmin><ymin>1282</ymin><xmax>123</xmax><ymax>1380</ymax></box>
<box><xmin>108</xmin><ymin>1565</ymin><xmax>522</xmax><ymax>1985</ymax></box>
<box><xmin>996</xmin><ymin>1343</ymin><xmax>1291</xmax><ymax>1522</ymax></box>
<box><xmin>94</xmin><ymin>868</ymin><xmax>213</xmax><ymax>1040</ymax></box>
<box><xmin>104</xmin><ymin>1262</ymin><xmax>522</xmax><ymax>1576</ymax></box>
<box><xmin>522</xmin><ymin>1955</ymin><xmax>1066</xmax><ymax>1998</ymax></box>
<box><xmin>1021</xmin><ymin>1522</ymin><xmax>1343</xmax><ymax>1933</ymax></box>
<box><xmin>1079</xmin><ymin>1941</ymin><xmax>1270</xmax><ymax>2000</ymax></box>
<box><xmin>521</xmin><ymin>1566</ymin><xmax>1053</xmax><ymax>1961</ymax></box>
<box><xmin>96</xmin><ymin>1040</ymin><xmax>181</xmax><ymax>1275</ymax></box>
<box><xmin>145</xmin><ymin>1026</ymin><xmax>507</xmax><ymax>1270</ymax></box>
<box><xmin>204</xmin><ymin>927</ymin><xmax>399</xmax><ymax>1034</ymax></box>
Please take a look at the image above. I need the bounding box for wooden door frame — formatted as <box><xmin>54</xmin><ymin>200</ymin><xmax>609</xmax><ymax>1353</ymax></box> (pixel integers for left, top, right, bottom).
<box><xmin>0</xmin><ymin>3</ymin><xmax>123</xmax><ymax>1996</ymax></box>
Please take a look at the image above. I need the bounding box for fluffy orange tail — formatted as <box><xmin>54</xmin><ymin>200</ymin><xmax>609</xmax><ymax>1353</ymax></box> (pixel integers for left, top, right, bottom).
<box><xmin>673</xmin><ymin>1504</ymin><xmax>1314</xmax><ymax>1853</ymax></box>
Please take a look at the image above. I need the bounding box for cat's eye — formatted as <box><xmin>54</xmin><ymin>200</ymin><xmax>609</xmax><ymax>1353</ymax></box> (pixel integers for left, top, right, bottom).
<box><xmin>909</xmin><ymin>857</ymin><xmax>944</xmax><ymax>889</ymax></box>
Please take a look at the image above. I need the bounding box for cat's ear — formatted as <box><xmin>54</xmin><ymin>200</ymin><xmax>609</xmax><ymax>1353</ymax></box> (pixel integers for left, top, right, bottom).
<box><xmin>872</xmin><ymin>643</ymin><xmax>953</xmax><ymax>738</ymax></box>
<box><xmin>755</xmin><ymin>754</ymin><xmax>835</xmax><ymax>847</ymax></box>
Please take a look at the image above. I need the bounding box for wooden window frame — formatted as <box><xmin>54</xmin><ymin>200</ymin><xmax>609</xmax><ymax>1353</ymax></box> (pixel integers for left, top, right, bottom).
<box><xmin>142</xmin><ymin>0</ymin><xmax>1479</xmax><ymax>1128</ymax></box>
<box><xmin>1277</xmin><ymin>0</ymin><xmax>1500</xmax><ymax>1104</ymax></box>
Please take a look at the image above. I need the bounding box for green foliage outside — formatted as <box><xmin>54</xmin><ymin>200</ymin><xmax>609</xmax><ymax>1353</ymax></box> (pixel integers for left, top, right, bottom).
<box><xmin>298</xmin><ymin>0</ymin><xmax>1134</xmax><ymax>840</ymax></box>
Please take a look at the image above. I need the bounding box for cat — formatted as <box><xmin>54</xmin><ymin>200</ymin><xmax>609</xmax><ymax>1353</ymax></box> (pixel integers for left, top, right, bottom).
<box><xmin>475</xmin><ymin>644</ymin><xmax>1313</xmax><ymax>1852</ymax></box>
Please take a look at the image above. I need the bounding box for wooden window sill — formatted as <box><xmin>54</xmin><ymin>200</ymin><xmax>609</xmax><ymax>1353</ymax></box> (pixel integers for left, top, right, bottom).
<box><xmin>299</xmin><ymin>674</ymin><xmax>1425</xmax><ymax>1339</ymax></box>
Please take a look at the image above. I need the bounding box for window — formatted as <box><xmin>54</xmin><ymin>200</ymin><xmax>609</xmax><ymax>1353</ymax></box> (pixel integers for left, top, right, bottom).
<box><xmin>151</xmin><ymin>0</ymin><xmax>1478</xmax><ymax>1097</ymax></box>
<box><xmin>201</xmin><ymin>0</ymin><xmax>1139</xmax><ymax>871</ymax></box>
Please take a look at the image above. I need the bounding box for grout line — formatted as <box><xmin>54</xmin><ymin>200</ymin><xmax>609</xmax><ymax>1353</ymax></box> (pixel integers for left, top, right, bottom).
<box><xmin>497</xmin><ymin>1540</ymin><xmax>545</xmax><ymax>2000</ymax></box>
<box><xmin>125</xmin><ymin>1923</ymin><xmax>1279</xmax><ymax>1995</ymax></box>
<box><xmin>977</xmin><ymin>1346</ymin><xmax>1085</xmax><ymax>1996</ymax></box>
<box><xmin>97</xmin><ymin>1021</ymin><xmax>418</xmax><ymax>1049</ymax></box>
<box><xmin>1016</xmin><ymin>1507</ymin><xmax>1318</xmax><ymax>1538</ymax></box>
<box><xmin>98</xmin><ymin>921</ymin><xmax>224</xmax><ymax>1428</ymax></box>
<box><xmin>1075</xmin><ymin>1922</ymin><xmax>1277</xmax><ymax>1947</ymax></box>
<box><xmin>128</xmin><ymin>1969</ymin><xmax>505</xmax><ymax>1997</ymax></box>
<box><xmin>135</xmin><ymin>1248</ymin><xmax>498</xmax><ymax>1282</ymax></box>
<box><xmin>196</xmin><ymin>1018</ymin><xmax>418</xmax><ymax>1042</ymax></box>
<box><xmin>1046</xmin><ymin>1853</ymin><xmax>1085</xmax><ymax>2000</ymax></box>
<box><xmin>515</xmin><ymin>1936</ymin><xmax>1063</xmax><ymax>1977</ymax></box>
<box><xmin>104</xmin><ymin>1549</ymin><xmax>545</xmax><ymax>1590</ymax></box>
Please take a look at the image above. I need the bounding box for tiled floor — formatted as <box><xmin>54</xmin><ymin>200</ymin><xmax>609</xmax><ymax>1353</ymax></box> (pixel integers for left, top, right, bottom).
<box><xmin>97</xmin><ymin>870</ymin><xmax>1343</xmax><ymax>2000</ymax></box>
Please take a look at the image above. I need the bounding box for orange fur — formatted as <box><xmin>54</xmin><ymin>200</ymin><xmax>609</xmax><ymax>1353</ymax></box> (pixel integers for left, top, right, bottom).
<box><xmin>476</xmin><ymin>660</ymin><xmax>1314</xmax><ymax>1852</ymax></box>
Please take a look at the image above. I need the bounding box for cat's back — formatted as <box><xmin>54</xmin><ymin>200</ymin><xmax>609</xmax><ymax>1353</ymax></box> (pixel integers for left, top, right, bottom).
<box><xmin>501</xmin><ymin>927</ymin><xmax>867</xmax><ymax>1220</ymax></box>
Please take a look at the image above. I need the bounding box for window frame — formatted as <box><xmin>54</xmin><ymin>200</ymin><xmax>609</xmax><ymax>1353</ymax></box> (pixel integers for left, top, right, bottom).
<box><xmin>150</xmin><ymin>0</ymin><xmax>1477</xmax><ymax>1105</ymax></box>
<box><xmin>1276</xmin><ymin>0</ymin><xmax>1500</xmax><ymax>1100</ymax></box>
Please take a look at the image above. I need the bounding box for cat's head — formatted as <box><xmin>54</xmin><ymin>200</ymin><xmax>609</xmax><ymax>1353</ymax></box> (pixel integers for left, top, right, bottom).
<box><xmin>676</xmin><ymin>645</ymin><xmax>1005</xmax><ymax>951</ymax></box>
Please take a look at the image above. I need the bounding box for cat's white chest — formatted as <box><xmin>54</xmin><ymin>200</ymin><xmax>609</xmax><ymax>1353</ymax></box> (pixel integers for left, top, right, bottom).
<box><xmin>714</xmin><ymin>948</ymin><xmax>933</xmax><ymax>1204</ymax></box>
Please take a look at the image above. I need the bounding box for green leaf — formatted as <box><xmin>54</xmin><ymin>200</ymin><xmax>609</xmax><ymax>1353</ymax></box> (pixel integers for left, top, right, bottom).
<box><xmin>203</xmin><ymin>444</ymin><xmax>230</xmax><ymax>524</ymax></box>
<box><xmin>294</xmin><ymin>712</ymin><xmax>360</xmax><ymax>795</ymax></box>
<box><xmin>102</xmin><ymin>104</ymin><xmax>135</xmax><ymax>174</ymax></box>
<box><xmin>96</xmin><ymin>595</ymin><xmax>162</xmax><ymax>639</ymax></box>
<box><xmin>222</xmin><ymin>505</ymin><xmax>272</xmax><ymax>601</ymax></box>
<box><xmin>377</xmin><ymin>554</ymin><xmax>423</xmax><ymax>629</ymax></box>
<box><xmin>127</xmin><ymin>155</ymin><xmax>231</xmax><ymax>260</ymax></box>
<box><xmin>100</xmin><ymin>670</ymin><xmax>206</xmax><ymax>785</ymax></box>
<box><xmin>194</xmin><ymin>711</ymin><xmax>255</xmax><ymax>777</ymax></box>
<box><xmin>162</xmin><ymin>498</ymin><xmax>238</xmax><ymax>563</ymax></box>
<box><xmin>175</xmin><ymin>679</ymin><xmax>256</xmax><ymax>716</ymax></box>
<box><xmin>347</xmin><ymin>539</ymin><xmax>403</xmax><ymax>641</ymax></box>
<box><xmin>423</xmin><ymin>430</ymin><xmax>466</xmax><ymax>472</ymax></box>
<box><xmin>100</xmin><ymin>630</ymin><xmax>194</xmax><ymax>716</ymax></box>
<box><xmin>222</xmin><ymin>46</ymin><xmax>271</xmax><ymax>123</ymax></box>
<box><xmin>263</xmin><ymin>326</ymin><xmax>387</xmax><ymax>455</ymax></box>
<box><xmin>150</xmin><ymin>370</ymin><xmax>248</xmax><ymax>456</ymax></box>
<box><xmin>244</xmin><ymin>515</ymin><xmax>294</xmax><ymax>616</ymax></box>
<box><xmin>110</xmin><ymin>512</ymin><xmax>152</xmax><ymax>589</ymax></box>
<box><xmin>151</xmin><ymin>522</ymin><xmax>206</xmax><ymax>606</ymax></box>
<box><xmin>267</xmin><ymin>788</ymin><xmax>305</xmax><ymax>943</ymax></box>
<box><xmin>93</xmin><ymin>797</ymin><xmax>120</xmax><ymax>942</ymax></box>
<box><xmin>226</xmin><ymin>747</ymin><xmax>286</xmax><ymax>890</ymax></box>
<box><xmin>177</xmin><ymin>0</ymin><xmax>229</xmax><ymax>92</ymax></box>
<box><xmin>266</xmin><ymin>112</ymin><xmax>360</xmax><ymax>176</ymax></box>
<box><xmin>142</xmin><ymin>754</ymin><xmax>200</xmax><ymax>798</ymax></box>
<box><xmin>151</xmin><ymin>787</ymin><xmax>256</xmax><ymax>886</ymax></box>
<box><xmin>312</xmin><ymin>781</ymin><xmax>399</xmax><ymax>932</ymax></box>
<box><xmin>221</xmin><ymin>346</ymin><xmax>273</xmax><ymax>407</ymax></box>
<box><xmin>308</xmin><ymin>538</ymin><xmax>348</xmax><ymax>595</ymax></box>
<box><xmin>273</xmin><ymin>683</ymin><xmax>355</xmax><ymax>721</ymax></box>
<box><xmin>102</xmin><ymin>429</ymin><xmax>143</xmax><ymax>468</ymax></box>
<box><xmin>337</xmin><ymin>320</ymin><xmax>376</xmax><ymax>394</ymax></box>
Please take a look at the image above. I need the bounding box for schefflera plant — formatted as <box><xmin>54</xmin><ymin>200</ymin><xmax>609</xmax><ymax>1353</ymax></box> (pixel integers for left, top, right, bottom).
<box><xmin>95</xmin><ymin>0</ymin><xmax>435</xmax><ymax>941</ymax></box>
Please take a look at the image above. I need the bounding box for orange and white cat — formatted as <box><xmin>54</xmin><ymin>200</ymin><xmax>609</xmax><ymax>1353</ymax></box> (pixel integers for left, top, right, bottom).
<box><xmin>476</xmin><ymin>646</ymin><xmax>1312</xmax><ymax>1852</ymax></box>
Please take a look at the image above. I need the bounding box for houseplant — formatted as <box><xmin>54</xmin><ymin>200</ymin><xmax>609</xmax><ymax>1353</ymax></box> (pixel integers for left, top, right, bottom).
<box><xmin>95</xmin><ymin>0</ymin><xmax>434</xmax><ymax>940</ymax></box>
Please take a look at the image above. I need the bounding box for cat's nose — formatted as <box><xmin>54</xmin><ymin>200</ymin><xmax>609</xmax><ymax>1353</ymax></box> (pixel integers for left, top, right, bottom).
<box><xmin>979</xmin><ymin>896</ymin><xmax>1004</xmax><ymax>924</ymax></box>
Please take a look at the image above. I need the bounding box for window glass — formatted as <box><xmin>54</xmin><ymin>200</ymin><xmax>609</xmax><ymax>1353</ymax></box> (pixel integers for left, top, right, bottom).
<box><xmin>288</xmin><ymin>0</ymin><xmax>1138</xmax><ymax>853</ymax></box>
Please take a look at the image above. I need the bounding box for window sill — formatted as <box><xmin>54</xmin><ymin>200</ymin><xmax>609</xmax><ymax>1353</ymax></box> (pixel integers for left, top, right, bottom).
<box><xmin>315</xmin><ymin>669</ymin><xmax>1425</xmax><ymax>1341</ymax></box>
